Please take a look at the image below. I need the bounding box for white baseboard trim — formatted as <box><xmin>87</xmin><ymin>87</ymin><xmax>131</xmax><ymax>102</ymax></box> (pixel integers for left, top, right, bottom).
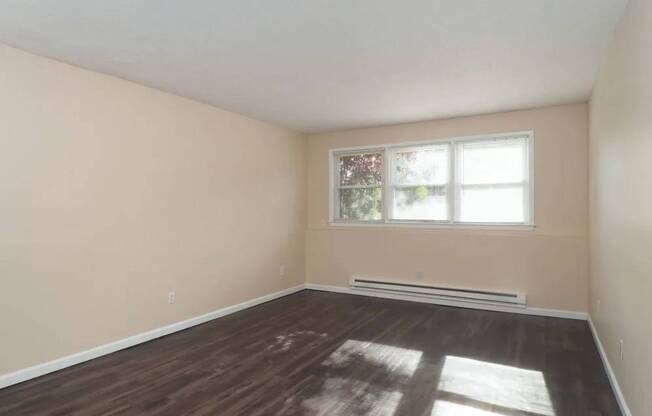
<box><xmin>305</xmin><ymin>283</ymin><xmax>588</xmax><ymax>320</ymax></box>
<box><xmin>0</xmin><ymin>284</ymin><xmax>306</xmax><ymax>390</ymax></box>
<box><xmin>588</xmin><ymin>316</ymin><xmax>632</xmax><ymax>416</ymax></box>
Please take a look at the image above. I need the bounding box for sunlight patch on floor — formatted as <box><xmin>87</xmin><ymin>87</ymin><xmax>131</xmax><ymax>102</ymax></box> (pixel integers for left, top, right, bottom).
<box><xmin>302</xmin><ymin>377</ymin><xmax>403</xmax><ymax>416</ymax></box>
<box><xmin>431</xmin><ymin>400</ymin><xmax>507</xmax><ymax>416</ymax></box>
<box><xmin>322</xmin><ymin>339</ymin><xmax>423</xmax><ymax>378</ymax></box>
<box><xmin>266</xmin><ymin>330</ymin><xmax>327</xmax><ymax>353</ymax></box>
<box><xmin>435</xmin><ymin>356</ymin><xmax>554</xmax><ymax>416</ymax></box>
<box><xmin>301</xmin><ymin>340</ymin><xmax>423</xmax><ymax>414</ymax></box>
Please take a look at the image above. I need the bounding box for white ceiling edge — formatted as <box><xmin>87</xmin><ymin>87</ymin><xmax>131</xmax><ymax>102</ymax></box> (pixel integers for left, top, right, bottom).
<box><xmin>0</xmin><ymin>0</ymin><xmax>627</xmax><ymax>133</ymax></box>
<box><xmin>1</xmin><ymin>41</ymin><xmax>590</xmax><ymax>136</ymax></box>
<box><xmin>1</xmin><ymin>41</ymin><xmax>302</xmax><ymax>132</ymax></box>
<box><xmin>308</xmin><ymin>100</ymin><xmax>593</xmax><ymax>136</ymax></box>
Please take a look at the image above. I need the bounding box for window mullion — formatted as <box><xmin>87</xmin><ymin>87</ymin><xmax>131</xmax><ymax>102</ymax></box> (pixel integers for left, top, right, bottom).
<box><xmin>523</xmin><ymin>138</ymin><xmax>531</xmax><ymax>224</ymax></box>
<box><xmin>332</xmin><ymin>152</ymin><xmax>338</xmax><ymax>221</ymax></box>
<box><xmin>383</xmin><ymin>146</ymin><xmax>391</xmax><ymax>223</ymax></box>
<box><xmin>450</xmin><ymin>141</ymin><xmax>457</xmax><ymax>223</ymax></box>
<box><xmin>393</xmin><ymin>183</ymin><xmax>448</xmax><ymax>188</ymax></box>
<box><xmin>460</xmin><ymin>181</ymin><xmax>527</xmax><ymax>189</ymax></box>
<box><xmin>337</xmin><ymin>184</ymin><xmax>381</xmax><ymax>189</ymax></box>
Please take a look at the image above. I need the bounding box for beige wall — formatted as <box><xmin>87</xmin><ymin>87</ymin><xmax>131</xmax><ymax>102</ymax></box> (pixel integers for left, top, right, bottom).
<box><xmin>306</xmin><ymin>104</ymin><xmax>589</xmax><ymax>312</ymax></box>
<box><xmin>0</xmin><ymin>44</ymin><xmax>306</xmax><ymax>374</ymax></box>
<box><xmin>589</xmin><ymin>0</ymin><xmax>652</xmax><ymax>414</ymax></box>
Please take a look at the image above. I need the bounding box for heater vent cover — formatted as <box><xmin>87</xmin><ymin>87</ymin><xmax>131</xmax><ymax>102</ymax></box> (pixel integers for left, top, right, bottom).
<box><xmin>350</xmin><ymin>277</ymin><xmax>527</xmax><ymax>307</ymax></box>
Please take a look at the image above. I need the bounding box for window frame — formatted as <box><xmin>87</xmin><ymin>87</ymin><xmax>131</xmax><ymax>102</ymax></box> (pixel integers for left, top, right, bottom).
<box><xmin>388</xmin><ymin>143</ymin><xmax>452</xmax><ymax>222</ymax></box>
<box><xmin>332</xmin><ymin>148</ymin><xmax>385</xmax><ymax>223</ymax></box>
<box><xmin>328</xmin><ymin>131</ymin><xmax>535</xmax><ymax>230</ymax></box>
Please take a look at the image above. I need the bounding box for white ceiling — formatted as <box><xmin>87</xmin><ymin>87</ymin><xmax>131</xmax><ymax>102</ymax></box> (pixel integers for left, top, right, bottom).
<box><xmin>0</xmin><ymin>0</ymin><xmax>626</xmax><ymax>133</ymax></box>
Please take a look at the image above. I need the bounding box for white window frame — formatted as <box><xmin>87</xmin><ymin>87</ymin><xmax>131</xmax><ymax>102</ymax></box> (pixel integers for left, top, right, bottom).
<box><xmin>331</xmin><ymin>148</ymin><xmax>385</xmax><ymax>224</ymax></box>
<box><xmin>328</xmin><ymin>131</ymin><xmax>535</xmax><ymax>230</ymax></box>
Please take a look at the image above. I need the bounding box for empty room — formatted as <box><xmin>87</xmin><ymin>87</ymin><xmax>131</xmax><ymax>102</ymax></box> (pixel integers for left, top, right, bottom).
<box><xmin>0</xmin><ymin>1</ymin><xmax>649</xmax><ymax>415</ymax></box>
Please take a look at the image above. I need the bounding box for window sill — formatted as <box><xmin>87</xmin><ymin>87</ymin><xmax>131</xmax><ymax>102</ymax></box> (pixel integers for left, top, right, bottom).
<box><xmin>328</xmin><ymin>221</ymin><xmax>536</xmax><ymax>231</ymax></box>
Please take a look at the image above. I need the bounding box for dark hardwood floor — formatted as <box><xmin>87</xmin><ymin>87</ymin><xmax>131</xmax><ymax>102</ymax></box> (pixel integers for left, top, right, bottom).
<box><xmin>0</xmin><ymin>290</ymin><xmax>621</xmax><ymax>415</ymax></box>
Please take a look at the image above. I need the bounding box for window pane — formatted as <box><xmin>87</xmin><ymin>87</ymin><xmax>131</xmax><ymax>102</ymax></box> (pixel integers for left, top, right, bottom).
<box><xmin>459</xmin><ymin>185</ymin><xmax>524</xmax><ymax>223</ymax></box>
<box><xmin>392</xmin><ymin>145</ymin><xmax>448</xmax><ymax>185</ymax></box>
<box><xmin>459</xmin><ymin>138</ymin><xmax>527</xmax><ymax>185</ymax></box>
<box><xmin>338</xmin><ymin>153</ymin><xmax>383</xmax><ymax>186</ymax></box>
<box><xmin>338</xmin><ymin>187</ymin><xmax>382</xmax><ymax>220</ymax></box>
<box><xmin>393</xmin><ymin>186</ymin><xmax>447</xmax><ymax>221</ymax></box>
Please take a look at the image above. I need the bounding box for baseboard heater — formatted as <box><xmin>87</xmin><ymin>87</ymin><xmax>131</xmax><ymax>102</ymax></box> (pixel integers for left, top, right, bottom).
<box><xmin>350</xmin><ymin>277</ymin><xmax>527</xmax><ymax>308</ymax></box>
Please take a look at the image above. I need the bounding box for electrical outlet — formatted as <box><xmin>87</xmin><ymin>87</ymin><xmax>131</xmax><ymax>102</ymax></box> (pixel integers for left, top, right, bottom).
<box><xmin>619</xmin><ymin>339</ymin><xmax>624</xmax><ymax>360</ymax></box>
<box><xmin>415</xmin><ymin>271</ymin><xmax>423</xmax><ymax>280</ymax></box>
<box><xmin>168</xmin><ymin>291</ymin><xmax>176</xmax><ymax>304</ymax></box>
<box><xmin>279</xmin><ymin>265</ymin><xmax>286</xmax><ymax>277</ymax></box>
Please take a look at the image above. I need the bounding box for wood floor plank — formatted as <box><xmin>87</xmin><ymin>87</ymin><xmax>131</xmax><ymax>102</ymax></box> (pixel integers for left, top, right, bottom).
<box><xmin>0</xmin><ymin>290</ymin><xmax>621</xmax><ymax>415</ymax></box>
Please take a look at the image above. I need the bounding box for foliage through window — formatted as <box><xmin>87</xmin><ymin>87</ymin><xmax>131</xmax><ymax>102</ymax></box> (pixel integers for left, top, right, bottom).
<box><xmin>391</xmin><ymin>144</ymin><xmax>449</xmax><ymax>221</ymax></box>
<box><xmin>331</xmin><ymin>133</ymin><xmax>533</xmax><ymax>226</ymax></box>
<box><xmin>336</xmin><ymin>152</ymin><xmax>383</xmax><ymax>221</ymax></box>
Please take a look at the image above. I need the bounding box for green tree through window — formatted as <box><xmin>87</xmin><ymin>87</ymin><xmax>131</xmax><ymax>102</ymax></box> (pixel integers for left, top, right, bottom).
<box><xmin>337</xmin><ymin>153</ymin><xmax>383</xmax><ymax>220</ymax></box>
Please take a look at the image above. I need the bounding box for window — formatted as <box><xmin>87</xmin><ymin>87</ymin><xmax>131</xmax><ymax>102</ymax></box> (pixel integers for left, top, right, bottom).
<box><xmin>334</xmin><ymin>151</ymin><xmax>384</xmax><ymax>221</ymax></box>
<box><xmin>330</xmin><ymin>132</ymin><xmax>533</xmax><ymax>227</ymax></box>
